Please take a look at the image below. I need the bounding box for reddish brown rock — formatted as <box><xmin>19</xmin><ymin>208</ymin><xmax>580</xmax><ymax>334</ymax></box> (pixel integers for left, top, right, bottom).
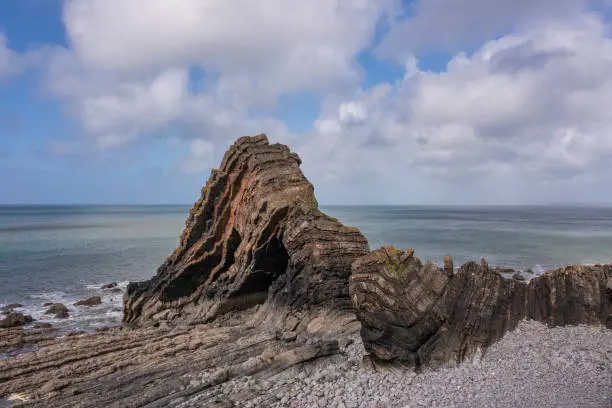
<box><xmin>124</xmin><ymin>134</ymin><xmax>369</xmax><ymax>331</ymax></box>
<box><xmin>443</xmin><ymin>254</ymin><xmax>453</xmax><ymax>277</ymax></box>
<box><xmin>349</xmin><ymin>246</ymin><xmax>611</xmax><ymax>368</ymax></box>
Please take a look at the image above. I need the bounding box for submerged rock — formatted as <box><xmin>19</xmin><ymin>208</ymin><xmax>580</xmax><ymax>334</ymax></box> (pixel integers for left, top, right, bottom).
<box><xmin>0</xmin><ymin>312</ymin><xmax>34</xmax><ymax>328</ymax></box>
<box><xmin>44</xmin><ymin>303</ymin><xmax>69</xmax><ymax>319</ymax></box>
<box><xmin>349</xmin><ymin>246</ymin><xmax>611</xmax><ymax>368</ymax></box>
<box><xmin>74</xmin><ymin>296</ymin><xmax>102</xmax><ymax>307</ymax></box>
<box><xmin>124</xmin><ymin>134</ymin><xmax>369</xmax><ymax>332</ymax></box>
<box><xmin>101</xmin><ymin>282</ymin><xmax>118</xmax><ymax>289</ymax></box>
<box><xmin>0</xmin><ymin>303</ymin><xmax>23</xmax><ymax>313</ymax></box>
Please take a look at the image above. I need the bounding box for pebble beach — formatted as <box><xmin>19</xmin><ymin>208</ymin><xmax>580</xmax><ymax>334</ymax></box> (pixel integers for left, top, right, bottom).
<box><xmin>179</xmin><ymin>320</ymin><xmax>611</xmax><ymax>408</ymax></box>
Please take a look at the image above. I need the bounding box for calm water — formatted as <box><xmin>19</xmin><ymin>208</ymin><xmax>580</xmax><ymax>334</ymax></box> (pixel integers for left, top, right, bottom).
<box><xmin>2</xmin><ymin>204</ymin><xmax>612</xmax><ymax>331</ymax></box>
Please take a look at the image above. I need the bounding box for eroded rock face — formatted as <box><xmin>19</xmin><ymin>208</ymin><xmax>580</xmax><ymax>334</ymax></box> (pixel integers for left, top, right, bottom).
<box><xmin>124</xmin><ymin>134</ymin><xmax>369</xmax><ymax>328</ymax></box>
<box><xmin>349</xmin><ymin>246</ymin><xmax>611</xmax><ymax>368</ymax></box>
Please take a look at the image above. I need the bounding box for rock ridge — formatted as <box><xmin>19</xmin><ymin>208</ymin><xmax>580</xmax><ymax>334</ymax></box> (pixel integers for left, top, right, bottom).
<box><xmin>124</xmin><ymin>134</ymin><xmax>369</xmax><ymax>334</ymax></box>
<box><xmin>349</xmin><ymin>246</ymin><xmax>611</xmax><ymax>368</ymax></box>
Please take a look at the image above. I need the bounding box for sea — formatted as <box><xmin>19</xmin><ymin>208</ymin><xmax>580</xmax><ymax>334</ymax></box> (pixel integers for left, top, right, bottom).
<box><xmin>2</xmin><ymin>204</ymin><xmax>612</xmax><ymax>333</ymax></box>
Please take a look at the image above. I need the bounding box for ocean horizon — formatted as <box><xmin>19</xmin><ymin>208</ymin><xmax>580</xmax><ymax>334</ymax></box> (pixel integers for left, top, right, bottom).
<box><xmin>2</xmin><ymin>203</ymin><xmax>612</xmax><ymax>332</ymax></box>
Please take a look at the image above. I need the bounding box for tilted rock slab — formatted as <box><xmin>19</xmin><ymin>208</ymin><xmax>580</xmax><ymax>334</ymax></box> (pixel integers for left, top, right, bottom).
<box><xmin>349</xmin><ymin>246</ymin><xmax>611</xmax><ymax>368</ymax></box>
<box><xmin>0</xmin><ymin>310</ymin><xmax>341</xmax><ymax>407</ymax></box>
<box><xmin>124</xmin><ymin>134</ymin><xmax>369</xmax><ymax>332</ymax></box>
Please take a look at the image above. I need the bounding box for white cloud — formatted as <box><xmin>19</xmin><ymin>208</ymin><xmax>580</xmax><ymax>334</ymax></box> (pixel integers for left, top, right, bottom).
<box><xmin>377</xmin><ymin>0</ymin><xmax>591</xmax><ymax>59</ymax></box>
<box><xmin>181</xmin><ymin>139</ymin><xmax>215</xmax><ymax>174</ymax></box>
<box><xmin>298</xmin><ymin>13</ymin><xmax>612</xmax><ymax>203</ymax></box>
<box><xmin>0</xmin><ymin>35</ymin><xmax>22</xmax><ymax>78</ymax></box>
<box><xmin>44</xmin><ymin>0</ymin><xmax>397</xmax><ymax>150</ymax></box>
<box><xmin>80</xmin><ymin>69</ymin><xmax>189</xmax><ymax>142</ymax></box>
<box><xmin>21</xmin><ymin>0</ymin><xmax>612</xmax><ymax>203</ymax></box>
<box><xmin>0</xmin><ymin>35</ymin><xmax>51</xmax><ymax>80</ymax></box>
<box><xmin>63</xmin><ymin>0</ymin><xmax>392</xmax><ymax>88</ymax></box>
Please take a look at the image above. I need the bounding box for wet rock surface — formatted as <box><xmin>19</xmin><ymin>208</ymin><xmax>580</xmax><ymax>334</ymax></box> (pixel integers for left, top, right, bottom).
<box><xmin>44</xmin><ymin>304</ymin><xmax>69</xmax><ymax>319</ymax></box>
<box><xmin>0</xmin><ymin>313</ymin><xmax>33</xmax><ymax>329</ymax></box>
<box><xmin>73</xmin><ymin>296</ymin><xmax>101</xmax><ymax>307</ymax></box>
<box><xmin>0</xmin><ymin>304</ymin><xmax>23</xmax><ymax>313</ymax></box>
<box><xmin>350</xmin><ymin>246</ymin><xmax>611</xmax><ymax>368</ymax></box>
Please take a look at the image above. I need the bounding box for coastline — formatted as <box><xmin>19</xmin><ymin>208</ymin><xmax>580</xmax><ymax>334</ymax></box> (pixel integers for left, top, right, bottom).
<box><xmin>2</xmin><ymin>136</ymin><xmax>611</xmax><ymax>407</ymax></box>
<box><xmin>1</xmin><ymin>315</ymin><xmax>610</xmax><ymax>407</ymax></box>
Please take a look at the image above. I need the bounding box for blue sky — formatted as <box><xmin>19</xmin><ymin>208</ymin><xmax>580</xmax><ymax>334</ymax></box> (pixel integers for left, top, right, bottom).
<box><xmin>2</xmin><ymin>1</ymin><xmax>612</xmax><ymax>205</ymax></box>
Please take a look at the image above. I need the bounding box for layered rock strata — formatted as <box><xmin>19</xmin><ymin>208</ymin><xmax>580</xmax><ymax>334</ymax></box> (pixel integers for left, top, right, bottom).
<box><xmin>349</xmin><ymin>246</ymin><xmax>612</xmax><ymax>368</ymax></box>
<box><xmin>124</xmin><ymin>134</ymin><xmax>369</xmax><ymax>334</ymax></box>
<box><xmin>0</xmin><ymin>309</ymin><xmax>343</xmax><ymax>407</ymax></box>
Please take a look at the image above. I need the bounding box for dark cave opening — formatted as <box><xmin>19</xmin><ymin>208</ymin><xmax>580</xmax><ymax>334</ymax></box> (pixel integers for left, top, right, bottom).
<box><xmin>225</xmin><ymin>236</ymin><xmax>290</xmax><ymax>311</ymax></box>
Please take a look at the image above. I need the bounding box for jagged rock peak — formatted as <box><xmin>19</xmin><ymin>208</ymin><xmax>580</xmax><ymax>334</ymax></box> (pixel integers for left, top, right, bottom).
<box><xmin>350</xmin><ymin>246</ymin><xmax>611</xmax><ymax>368</ymax></box>
<box><xmin>124</xmin><ymin>134</ymin><xmax>369</xmax><ymax>329</ymax></box>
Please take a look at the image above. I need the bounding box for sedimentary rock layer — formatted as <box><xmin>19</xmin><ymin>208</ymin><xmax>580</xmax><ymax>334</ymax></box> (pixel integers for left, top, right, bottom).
<box><xmin>349</xmin><ymin>246</ymin><xmax>611</xmax><ymax>368</ymax></box>
<box><xmin>0</xmin><ymin>309</ymin><xmax>352</xmax><ymax>407</ymax></box>
<box><xmin>124</xmin><ymin>134</ymin><xmax>369</xmax><ymax>330</ymax></box>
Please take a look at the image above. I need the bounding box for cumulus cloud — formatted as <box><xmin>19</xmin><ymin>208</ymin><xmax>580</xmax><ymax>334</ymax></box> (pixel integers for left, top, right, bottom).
<box><xmin>377</xmin><ymin>0</ymin><xmax>591</xmax><ymax>59</ymax></box>
<box><xmin>297</xmin><ymin>12</ymin><xmax>612</xmax><ymax>202</ymax></box>
<box><xmin>19</xmin><ymin>0</ymin><xmax>612</xmax><ymax>203</ymax></box>
<box><xmin>42</xmin><ymin>0</ymin><xmax>397</xmax><ymax>151</ymax></box>
<box><xmin>181</xmin><ymin>139</ymin><xmax>215</xmax><ymax>174</ymax></box>
<box><xmin>0</xmin><ymin>35</ymin><xmax>22</xmax><ymax>78</ymax></box>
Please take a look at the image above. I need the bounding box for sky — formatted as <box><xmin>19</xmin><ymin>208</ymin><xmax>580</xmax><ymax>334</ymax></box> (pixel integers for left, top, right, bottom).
<box><xmin>2</xmin><ymin>0</ymin><xmax>612</xmax><ymax>205</ymax></box>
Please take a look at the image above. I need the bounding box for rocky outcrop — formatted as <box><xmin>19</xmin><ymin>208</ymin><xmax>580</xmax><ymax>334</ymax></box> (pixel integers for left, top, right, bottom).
<box><xmin>101</xmin><ymin>282</ymin><xmax>118</xmax><ymax>289</ymax></box>
<box><xmin>74</xmin><ymin>296</ymin><xmax>101</xmax><ymax>307</ymax></box>
<box><xmin>349</xmin><ymin>246</ymin><xmax>611</xmax><ymax>368</ymax></box>
<box><xmin>44</xmin><ymin>303</ymin><xmax>69</xmax><ymax>319</ymax></box>
<box><xmin>0</xmin><ymin>312</ymin><xmax>33</xmax><ymax>328</ymax></box>
<box><xmin>0</xmin><ymin>309</ymin><xmax>343</xmax><ymax>407</ymax></box>
<box><xmin>124</xmin><ymin>134</ymin><xmax>369</xmax><ymax>332</ymax></box>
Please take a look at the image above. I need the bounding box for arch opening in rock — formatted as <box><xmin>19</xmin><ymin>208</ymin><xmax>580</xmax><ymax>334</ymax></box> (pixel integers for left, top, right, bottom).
<box><xmin>222</xmin><ymin>236</ymin><xmax>290</xmax><ymax>313</ymax></box>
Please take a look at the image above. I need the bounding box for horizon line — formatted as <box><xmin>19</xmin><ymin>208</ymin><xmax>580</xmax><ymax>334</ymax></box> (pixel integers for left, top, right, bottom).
<box><xmin>1</xmin><ymin>203</ymin><xmax>612</xmax><ymax>207</ymax></box>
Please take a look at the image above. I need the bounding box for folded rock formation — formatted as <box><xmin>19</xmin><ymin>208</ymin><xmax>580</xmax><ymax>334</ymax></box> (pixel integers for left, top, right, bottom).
<box><xmin>124</xmin><ymin>134</ymin><xmax>369</xmax><ymax>333</ymax></box>
<box><xmin>3</xmin><ymin>134</ymin><xmax>612</xmax><ymax>406</ymax></box>
<box><xmin>349</xmin><ymin>246</ymin><xmax>611</xmax><ymax>368</ymax></box>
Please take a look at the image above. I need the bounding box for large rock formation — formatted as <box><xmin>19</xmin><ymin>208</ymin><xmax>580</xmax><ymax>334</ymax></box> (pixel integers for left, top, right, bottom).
<box><xmin>349</xmin><ymin>246</ymin><xmax>611</xmax><ymax>368</ymax></box>
<box><xmin>124</xmin><ymin>134</ymin><xmax>369</xmax><ymax>332</ymax></box>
